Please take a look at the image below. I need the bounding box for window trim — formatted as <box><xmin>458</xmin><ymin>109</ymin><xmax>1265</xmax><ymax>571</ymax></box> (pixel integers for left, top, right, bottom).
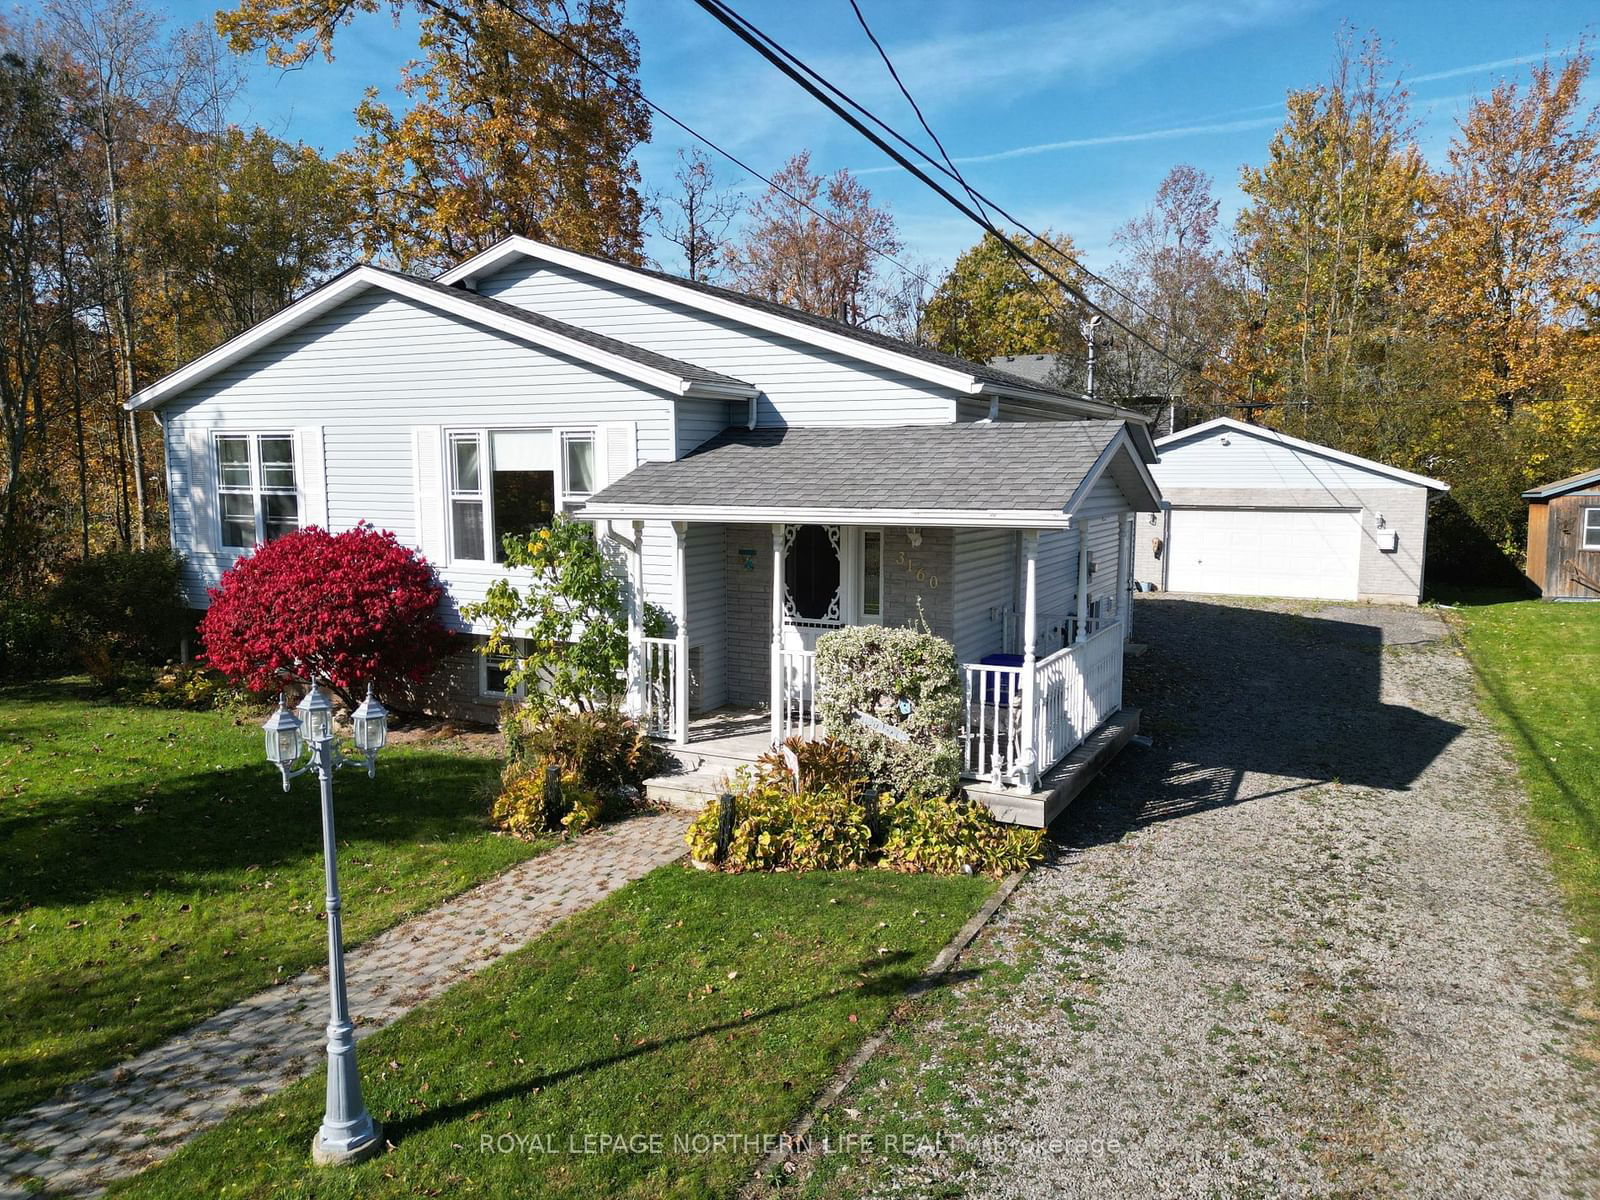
<box><xmin>1583</xmin><ymin>506</ymin><xmax>1600</xmax><ymax>552</ymax></box>
<box><xmin>561</xmin><ymin>431</ymin><xmax>598</xmax><ymax>502</ymax></box>
<box><xmin>213</xmin><ymin>431</ymin><xmax>299</xmax><ymax>551</ymax></box>
<box><xmin>444</xmin><ymin>426</ymin><xmax>596</xmax><ymax>566</ymax></box>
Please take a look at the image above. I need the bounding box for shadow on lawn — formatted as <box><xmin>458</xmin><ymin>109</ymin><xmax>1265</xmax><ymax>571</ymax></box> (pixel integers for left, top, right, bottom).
<box><xmin>1057</xmin><ymin>598</ymin><xmax>1465</xmax><ymax>847</ymax></box>
<box><xmin>0</xmin><ymin>752</ymin><xmax>499</xmax><ymax>911</ymax></box>
<box><xmin>384</xmin><ymin>962</ymin><xmax>985</xmax><ymax>1147</ymax></box>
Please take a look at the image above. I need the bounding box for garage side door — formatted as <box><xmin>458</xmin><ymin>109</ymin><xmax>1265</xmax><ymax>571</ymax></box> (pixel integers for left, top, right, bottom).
<box><xmin>1167</xmin><ymin>507</ymin><xmax>1361</xmax><ymax>601</ymax></box>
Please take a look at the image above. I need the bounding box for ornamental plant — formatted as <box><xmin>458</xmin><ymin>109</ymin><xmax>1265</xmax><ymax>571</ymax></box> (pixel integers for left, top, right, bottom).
<box><xmin>462</xmin><ymin>516</ymin><xmax>628</xmax><ymax>713</ymax></box>
<box><xmin>814</xmin><ymin>625</ymin><xmax>963</xmax><ymax>797</ymax></box>
<box><xmin>199</xmin><ymin>523</ymin><xmax>454</xmax><ymax>704</ymax></box>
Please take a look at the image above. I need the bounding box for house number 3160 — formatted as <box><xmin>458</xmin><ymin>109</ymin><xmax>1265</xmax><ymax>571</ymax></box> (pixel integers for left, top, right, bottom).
<box><xmin>894</xmin><ymin>550</ymin><xmax>939</xmax><ymax>589</ymax></box>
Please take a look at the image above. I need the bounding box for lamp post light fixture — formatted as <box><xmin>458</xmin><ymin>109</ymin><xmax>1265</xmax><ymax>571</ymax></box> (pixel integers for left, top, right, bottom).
<box><xmin>262</xmin><ymin>677</ymin><xmax>389</xmax><ymax>1166</ymax></box>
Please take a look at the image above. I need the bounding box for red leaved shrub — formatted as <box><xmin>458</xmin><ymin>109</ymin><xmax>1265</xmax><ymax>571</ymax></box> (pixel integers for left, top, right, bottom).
<box><xmin>199</xmin><ymin>523</ymin><xmax>455</xmax><ymax>701</ymax></box>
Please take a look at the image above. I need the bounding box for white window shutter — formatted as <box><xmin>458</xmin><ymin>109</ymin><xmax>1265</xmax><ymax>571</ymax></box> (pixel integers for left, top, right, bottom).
<box><xmin>602</xmin><ymin>421</ymin><xmax>636</xmax><ymax>487</ymax></box>
<box><xmin>187</xmin><ymin>423</ymin><xmax>219</xmax><ymax>552</ymax></box>
<box><xmin>411</xmin><ymin>426</ymin><xmax>446</xmax><ymax>563</ymax></box>
<box><xmin>294</xmin><ymin>425</ymin><xmax>328</xmax><ymax>529</ymax></box>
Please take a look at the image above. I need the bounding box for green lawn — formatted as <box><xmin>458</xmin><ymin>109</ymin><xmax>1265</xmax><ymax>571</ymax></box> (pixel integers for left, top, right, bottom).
<box><xmin>1447</xmin><ymin>592</ymin><xmax>1600</xmax><ymax>982</ymax></box>
<box><xmin>0</xmin><ymin>680</ymin><xmax>552</xmax><ymax>1121</ymax></box>
<box><xmin>107</xmin><ymin>866</ymin><xmax>993</xmax><ymax>1200</ymax></box>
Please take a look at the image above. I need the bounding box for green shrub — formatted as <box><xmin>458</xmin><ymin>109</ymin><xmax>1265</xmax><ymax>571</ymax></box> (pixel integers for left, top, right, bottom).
<box><xmin>689</xmin><ymin>771</ymin><xmax>874</xmax><ymax>873</ymax></box>
<box><xmin>814</xmin><ymin>625</ymin><xmax>962</xmax><ymax>797</ymax></box>
<box><xmin>0</xmin><ymin>594</ymin><xmax>68</xmax><ymax>680</ymax></box>
<box><xmin>502</xmin><ymin>704</ymin><xmax>669</xmax><ymax>795</ymax></box>
<box><xmin>492</xmin><ymin>766</ymin><xmax>605</xmax><ymax>839</ymax></box>
<box><xmin>51</xmin><ymin>549</ymin><xmax>186</xmax><ymax>684</ymax></box>
<box><xmin>124</xmin><ymin>664</ymin><xmax>257</xmax><ymax>711</ymax></box>
<box><xmin>753</xmin><ymin>735</ymin><xmax>867</xmax><ymax>794</ymax></box>
<box><xmin>880</xmin><ymin>791</ymin><xmax>1045</xmax><ymax>878</ymax></box>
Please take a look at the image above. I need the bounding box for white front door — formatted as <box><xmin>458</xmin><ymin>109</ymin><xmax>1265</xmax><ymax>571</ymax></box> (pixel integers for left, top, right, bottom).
<box><xmin>1167</xmin><ymin>507</ymin><xmax>1362</xmax><ymax>601</ymax></box>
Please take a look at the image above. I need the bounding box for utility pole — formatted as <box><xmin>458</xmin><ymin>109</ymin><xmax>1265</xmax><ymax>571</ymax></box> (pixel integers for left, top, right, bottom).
<box><xmin>1080</xmin><ymin>315</ymin><xmax>1104</xmax><ymax>399</ymax></box>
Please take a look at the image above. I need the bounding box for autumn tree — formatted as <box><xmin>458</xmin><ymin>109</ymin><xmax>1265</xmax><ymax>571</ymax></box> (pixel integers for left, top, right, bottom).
<box><xmin>1408</xmin><ymin>51</ymin><xmax>1600</xmax><ymax>414</ymax></box>
<box><xmin>725</xmin><ymin>150</ymin><xmax>904</xmax><ymax>326</ymax></box>
<box><xmin>220</xmin><ymin>0</ymin><xmax>651</xmax><ymax>271</ymax></box>
<box><xmin>134</xmin><ymin>127</ymin><xmax>356</xmax><ymax>362</ymax></box>
<box><xmin>1235</xmin><ymin>29</ymin><xmax>1423</xmax><ymax>429</ymax></box>
<box><xmin>0</xmin><ymin>48</ymin><xmax>71</xmax><ymax>583</ymax></box>
<box><xmin>48</xmin><ymin>0</ymin><xmax>239</xmax><ymax>546</ymax></box>
<box><xmin>923</xmin><ymin>230</ymin><xmax>1086</xmax><ymax>365</ymax></box>
<box><xmin>654</xmin><ymin>147</ymin><xmax>741</xmax><ymax>283</ymax></box>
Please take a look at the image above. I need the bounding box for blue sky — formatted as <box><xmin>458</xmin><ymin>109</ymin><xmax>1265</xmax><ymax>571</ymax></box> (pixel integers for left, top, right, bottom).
<box><xmin>165</xmin><ymin>0</ymin><xmax>1595</xmax><ymax>276</ymax></box>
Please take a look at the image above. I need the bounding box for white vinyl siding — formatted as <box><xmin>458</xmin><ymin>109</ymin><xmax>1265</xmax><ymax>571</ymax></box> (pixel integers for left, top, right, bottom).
<box><xmin>952</xmin><ymin>529</ymin><xmax>1016</xmax><ymax>662</ymax></box>
<box><xmin>162</xmin><ymin>288</ymin><xmax>678</xmax><ymax>617</ymax></box>
<box><xmin>477</xmin><ymin>262</ymin><xmax>963</xmax><ymax>428</ymax></box>
<box><xmin>1143</xmin><ymin>424</ymin><xmax>1433</xmax><ymax>604</ymax></box>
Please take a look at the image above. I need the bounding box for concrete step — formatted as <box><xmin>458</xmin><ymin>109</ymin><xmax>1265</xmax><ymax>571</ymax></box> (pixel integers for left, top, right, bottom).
<box><xmin>666</xmin><ymin>745</ymin><xmax>765</xmax><ymax>778</ymax></box>
<box><xmin>645</xmin><ymin>768</ymin><xmax>733</xmax><ymax>811</ymax></box>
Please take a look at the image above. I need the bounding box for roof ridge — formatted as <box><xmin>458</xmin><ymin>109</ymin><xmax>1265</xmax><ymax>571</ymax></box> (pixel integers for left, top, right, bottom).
<box><xmin>369</xmin><ymin>265</ymin><xmax>752</xmax><ymax>391</ymax></box>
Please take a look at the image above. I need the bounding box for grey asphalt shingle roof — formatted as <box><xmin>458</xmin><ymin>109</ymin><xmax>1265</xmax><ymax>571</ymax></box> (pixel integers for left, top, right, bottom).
<box><xmin>370</xmin><ymin>266</ymin><xmax>754</xmax><ymax>392</ymax></box>
<box><xmin>1522</xmin><ymin>466</ymin><xmax>1600</xmax><ymax>499</ymax></box>
<box><xmin>534</xmin><ymin>245</ymin><xmax>1108</xmax><ymax>406</ymax></box>
<box><xmin>585</xmin><ymin>422</ymin><xmax>1128</xmax><ymax>513</ymax></box>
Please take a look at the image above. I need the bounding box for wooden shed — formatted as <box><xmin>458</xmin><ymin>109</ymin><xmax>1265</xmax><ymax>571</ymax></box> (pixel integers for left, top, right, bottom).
<box><xmin>1523</xmin><ymin>467</ymin><xmax>1600</xmax><ymax>600</ymax></box>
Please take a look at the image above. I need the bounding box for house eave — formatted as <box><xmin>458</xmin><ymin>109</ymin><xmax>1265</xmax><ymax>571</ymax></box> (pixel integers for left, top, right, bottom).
<box><xmin>578</xmin><ymin>502</ymin><xmax>1073</xmax><ymax>529</ymax></box>
<box><xmin>125</xmin><ymin>265</ymin><xmax>746</xmax><ymax>412</ymax></box>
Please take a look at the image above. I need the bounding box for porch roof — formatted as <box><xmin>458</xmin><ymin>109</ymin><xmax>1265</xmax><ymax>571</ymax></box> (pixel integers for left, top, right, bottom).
<box><xmin>580</xmin><ymin>421</ymin><xmax>1161</xmax><ymax>529</ymax></box>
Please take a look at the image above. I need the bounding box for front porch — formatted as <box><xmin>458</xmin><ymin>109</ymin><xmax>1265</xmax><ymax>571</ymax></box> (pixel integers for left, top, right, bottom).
<box><xmin>648</xmin><ymin>701</ymin><xmax>1143</xmax><ymax>829</ymax></box>
<box><xmin>577</xmin><ymin>422</ymin><xmax>1164</xmax><ymax>826</ymax></box>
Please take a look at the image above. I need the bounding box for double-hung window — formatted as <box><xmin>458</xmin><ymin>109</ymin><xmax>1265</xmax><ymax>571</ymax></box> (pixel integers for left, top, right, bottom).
<box><xmin>447</xmin><ymin>429</ymin><xmax>595</xmax><ymax>563</ymax></box>
<box><xmin>1583</xmin><ymin>507</ymin><xmax>1600</xmax><ymax>551</ymax></box>
<box><xmin>216</xmin><ymin>433</ymin><xmax>298</xmax><ymax>550</ymax></box>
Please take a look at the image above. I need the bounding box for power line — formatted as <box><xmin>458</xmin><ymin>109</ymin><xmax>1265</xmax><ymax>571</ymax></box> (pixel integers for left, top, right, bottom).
<box><xmin>486</xmin><ymin>0</ymin><xmax>937</xmax><ymax>292</ymax></box>
<box><xmin>694</xmin><ymin>0</ymin><xmax>1227</xmax><ymax>398</ymax></box>
<box><xmin>845</xmin><ymin>0</ymin><xmax>994</xmax><ymax>228</ymax></box>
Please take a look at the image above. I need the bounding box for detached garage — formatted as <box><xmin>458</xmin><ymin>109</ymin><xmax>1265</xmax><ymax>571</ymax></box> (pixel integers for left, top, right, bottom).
<box><xmin>1134</xmin><ymin>419</ymin><xmax>1448</xmax><ymax>605</ymax></box>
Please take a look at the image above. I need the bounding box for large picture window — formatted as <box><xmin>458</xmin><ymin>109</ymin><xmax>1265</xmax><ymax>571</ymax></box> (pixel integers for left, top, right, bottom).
<box><xmin>216</xmin><ymin>433</ymin><xmax>298</xmax><ymax>550</ymax></box>
<box><xmin>449</xmin><ymin>429</ymin><xmax>578</xmax><ymax>563</ymax></box>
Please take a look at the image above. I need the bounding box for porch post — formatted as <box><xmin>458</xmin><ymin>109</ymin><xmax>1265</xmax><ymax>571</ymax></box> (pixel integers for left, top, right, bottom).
<box><xmin>627</xmin><ymin>520</ymin><xmax>645</xmax><ymax>718</ymax></box>
<box><xmin>672</xmin><ymin>521</ymin><xmax>690</xmax><ymax>747</ymax></box>
<box><xmin>1019</xmin><ymin>530</ymin><xmax>1039</xmax><ymax>790</ymax></box>
<box><xmin>769</xmin><ymin>523</ymin><xmax>785</xmax><ymax>745</ymax></box>
<box><xmin>1121</xmin><ymin>512</ymin><xmax>1136</xmax><ymax>638</ymax></box>
<box><xmin>1074</xmin><ymin>521</ymin><xmax>1091</xmax><ymax>644</ymax></box>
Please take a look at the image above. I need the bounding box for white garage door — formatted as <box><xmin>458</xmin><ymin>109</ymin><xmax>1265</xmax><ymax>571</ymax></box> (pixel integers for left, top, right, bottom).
<box><xmin>1167</xmin><ymin>507</ymin><xmax>1361</xmax><ymax>601</ymax></box>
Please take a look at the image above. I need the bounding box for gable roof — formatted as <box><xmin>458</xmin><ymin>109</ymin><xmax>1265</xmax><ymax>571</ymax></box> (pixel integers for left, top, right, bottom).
<box><xmin>126</xmin><ymin>264</ymin><xmax>757</xmax><ymax>412</ymax></box>
<box><xmin>579</xmin><ymin>421</ymin><xmax>1161</xmax><ymax>529</ymax></box>
<box><xmin>1522</xmin><ymin>466</ymin><xmax>1600</xmax><ymax>500</ymax></box>
<box><xmin>438</xmin><ymin>236</ymin><xmax>1153</xmax><ymax>426</ymax></box>
<box><xmin>1157</xmin><ymin>417</ymin><xmax>1449</xmax><ymax>492</ymax></box>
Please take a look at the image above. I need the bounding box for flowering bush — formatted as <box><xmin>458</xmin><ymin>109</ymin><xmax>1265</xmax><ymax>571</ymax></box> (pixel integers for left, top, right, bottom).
<box><xmin>199</xmin><ymin>523</ymin><xmax>454</xmax><ymax>702</ymax></box>
<box><xmin>462</xmin><ymin>516</ymin><xmax>629</xmax><ymax>713</ymax></box>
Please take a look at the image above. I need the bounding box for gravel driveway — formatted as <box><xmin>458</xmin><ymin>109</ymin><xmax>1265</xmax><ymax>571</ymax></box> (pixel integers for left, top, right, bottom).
<box><xmin>794</xmin><ymin>596</ymin><xmax>1600</xmax><ymax>1200</ymax></box>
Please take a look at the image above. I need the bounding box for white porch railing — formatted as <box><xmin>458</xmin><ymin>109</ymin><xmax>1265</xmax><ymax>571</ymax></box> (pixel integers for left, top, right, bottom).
<box><xmin>964</xmin><ymin>619</ymin><xmax>1125</xmax><ymax>788</ymax></box>
<box><xmin>776</xmin><ymin>647</ymin><xmax>819</xmax><ymax>742</ymax></box>
<box><xmin>962</xmin><ymin>661</ymin><xmax>1025</xmax><ymax>784</ymax></box>
<box><xmin>641</xmin><ymin>636</ymin><xmax>680</xmax><ymax>740</ymax></box>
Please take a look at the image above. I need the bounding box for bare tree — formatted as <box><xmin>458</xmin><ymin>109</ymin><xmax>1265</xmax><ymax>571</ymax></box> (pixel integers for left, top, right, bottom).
<box><xmin>46</xmin><ymin>0</ymin><xmax>240</xmax><ymax>546</ymax></box>
<box><xmin>654</xmin><ymin>147</ymin><xmax>742</xmax><ymax>283</ymax></box>
<box><xmin>725</xmin><ymin>150</ymin><xmax>903</xmax><ymax>326</ymax></box>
